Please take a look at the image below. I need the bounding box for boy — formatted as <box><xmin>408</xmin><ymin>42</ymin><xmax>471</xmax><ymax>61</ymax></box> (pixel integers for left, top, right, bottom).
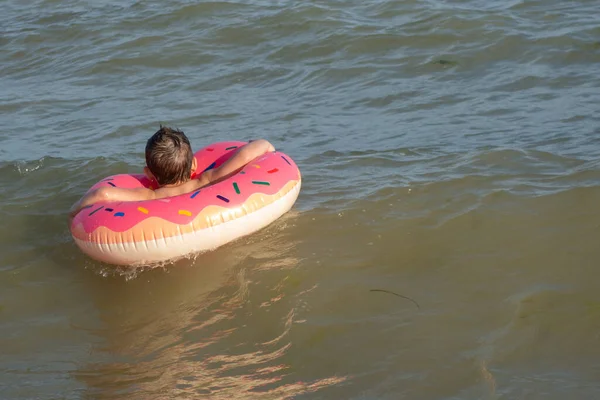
<box><xmin>69</xmin><ymin>126</ymin><xmax>275</xmax><ymax>219</ymax></box>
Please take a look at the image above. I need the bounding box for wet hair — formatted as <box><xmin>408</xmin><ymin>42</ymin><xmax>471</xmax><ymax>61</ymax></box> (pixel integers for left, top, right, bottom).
<box><xmin>145</xmin><ymin>126</ymin><xmax>193</xmax><ymax>186</ymax></box>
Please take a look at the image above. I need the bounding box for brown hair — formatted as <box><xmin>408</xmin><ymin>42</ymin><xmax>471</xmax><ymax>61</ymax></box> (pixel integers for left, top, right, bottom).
<box><xmin>145</xmin><ymin>126</ymin><xmax>193</xmax><ymax>186</ymax></box>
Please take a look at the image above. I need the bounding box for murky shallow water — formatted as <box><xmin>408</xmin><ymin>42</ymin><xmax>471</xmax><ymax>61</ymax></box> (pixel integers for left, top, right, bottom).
<box><xmin>2</xmin><ymin>0</ymin><xmax>600</xmax><ymax>398</ymax></box>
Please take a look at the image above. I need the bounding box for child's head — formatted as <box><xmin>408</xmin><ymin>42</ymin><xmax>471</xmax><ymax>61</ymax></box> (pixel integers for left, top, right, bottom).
<box><xmin>145</xmin><ymin>126</ymin><xmax>195</xmax><ymax>186</ymax></box>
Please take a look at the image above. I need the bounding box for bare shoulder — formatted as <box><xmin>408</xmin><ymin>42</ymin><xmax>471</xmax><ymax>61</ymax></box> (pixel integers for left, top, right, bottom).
<box><xmin>136</xmin><ymin>186</ymin><xmax>157</xmax><ymax>201</ymax></box>
<box><xmin>192</xmin><ymin>173</ymin><xmax>212</xmax><ymax>190</ymax></box>
<box><xmin>152</xmin><ymin>180</ymin><xmax>206</xmax><ymax>200</ymax></box>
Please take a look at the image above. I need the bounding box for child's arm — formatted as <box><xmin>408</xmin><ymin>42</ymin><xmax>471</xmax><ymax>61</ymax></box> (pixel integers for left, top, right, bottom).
<box><xmin>70</xmin><ymin>139</ymin><xmax>275</xmax><ymax>221</ymax></box>
<box><xmin>69</xmin><ymin>186</ymin><xmax>155</xmax><ymax>221</ymax></box>
<box><xmin>197</xmin><ymin>139</ymin><xmax>275</xmax><ymax>187</ymax></box>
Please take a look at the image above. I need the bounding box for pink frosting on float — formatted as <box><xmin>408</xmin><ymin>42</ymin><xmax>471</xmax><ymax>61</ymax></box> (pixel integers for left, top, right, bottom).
<box><xmin>72</xmin><ymin>141</ymin><xmax>301</xmax><ymax>235</ymax></box>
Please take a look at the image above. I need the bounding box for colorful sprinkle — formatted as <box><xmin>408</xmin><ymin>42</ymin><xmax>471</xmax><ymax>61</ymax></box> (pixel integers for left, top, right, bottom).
<box><xmin>179</xmin><ymin>210</ymin><xmax>192</xmax><ymax>217</ymax></box>
<box><xmin>206</xmin><ymin>148</ymin><xmax>214</xmax><ymax>152</ymax></box>
<box><xmin>114</xmin><ymin>212</ymin><xmax>125</xmax><ymax>217</ymax></box>
<box><xmin>233</xmin><ymin>182</ymin><xmax>240</xmax><ymax>194</ymax></box>
<box><xmin>203</xmin><ymin>162</ymin><xmax>216</xmax><ymax>172</ymax></box>
<box><xmin>226</xmin><ymin>146</ymin><xmax>238</xmax><ymax>150</ymax></box>
<box><xmin>105</xmin><ymin>208</ymin><xmax>114</xmax><ymax>212</ymax></box>
<box><xmin>137</xmin><ymin>207</ymin><xmax>149</xmax><ymax>214</ymax></box>
<box><xmin>217</xmin><ymin>195</ymin><xmax>230</xmax><ymax>203</ymax></box>
<box><xmin>190</xmin><ymin>190</ymin><xmax>201</xmax><ymax>199</ymax></box>
<box><xmin>240</xmin><ymin>171</ymin><xmax>246</xmax><ymax>175</ymax></box>
<box><xmin>252</xmin><ymin>164</ymin><xmax>260</xmax><ymax>168</ymax></box>
<box><xmin>88</xmin><ymin>206</ymin><xmax>104</xmax><ymax>216</ymax></box>
<box><xmin>252</xmin><ymin>181</ymin><xmax>270</xmax><ymax>186</ymax></box>
<box><xmin>107</xmin><ymin>182</ymin><xmax>116</xmax><ymax>187</ymax></box>
<box><xmin>281</xmin><ymin>155</ymin><xmax>291</xmax><ymax>165</ymax></box>
<box><xmin>268</xmin><ymin>168</ymin><xmax>279</xmax><ymax>174</ymax></box>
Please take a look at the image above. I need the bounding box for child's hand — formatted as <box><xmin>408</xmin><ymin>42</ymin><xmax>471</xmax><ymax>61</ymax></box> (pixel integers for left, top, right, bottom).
<box><xmin>247</xmin><ymin>139</ymin><xmax>275</xmax><ymax>152</ymax></box>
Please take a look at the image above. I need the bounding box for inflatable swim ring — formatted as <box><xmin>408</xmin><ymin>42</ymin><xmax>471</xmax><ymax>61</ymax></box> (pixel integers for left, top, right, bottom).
<box><xmin>70</xmin><ymin>141</ymin><xmax>301</xmax><ymax>265</ymax></box>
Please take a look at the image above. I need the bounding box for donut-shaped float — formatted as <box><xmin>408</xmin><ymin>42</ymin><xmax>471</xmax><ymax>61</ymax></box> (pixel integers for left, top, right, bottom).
<box><xmin>70</xmin><ymin>141</ymin><xmax>301</xmax><ymax>265</ymax></box>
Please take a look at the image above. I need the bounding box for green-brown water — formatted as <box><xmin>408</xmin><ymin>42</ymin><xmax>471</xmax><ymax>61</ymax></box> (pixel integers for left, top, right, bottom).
<box><xmin>2</xmin><ymin>0</ymin><xmax>600</xmax><ymax>398</ymax></box>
